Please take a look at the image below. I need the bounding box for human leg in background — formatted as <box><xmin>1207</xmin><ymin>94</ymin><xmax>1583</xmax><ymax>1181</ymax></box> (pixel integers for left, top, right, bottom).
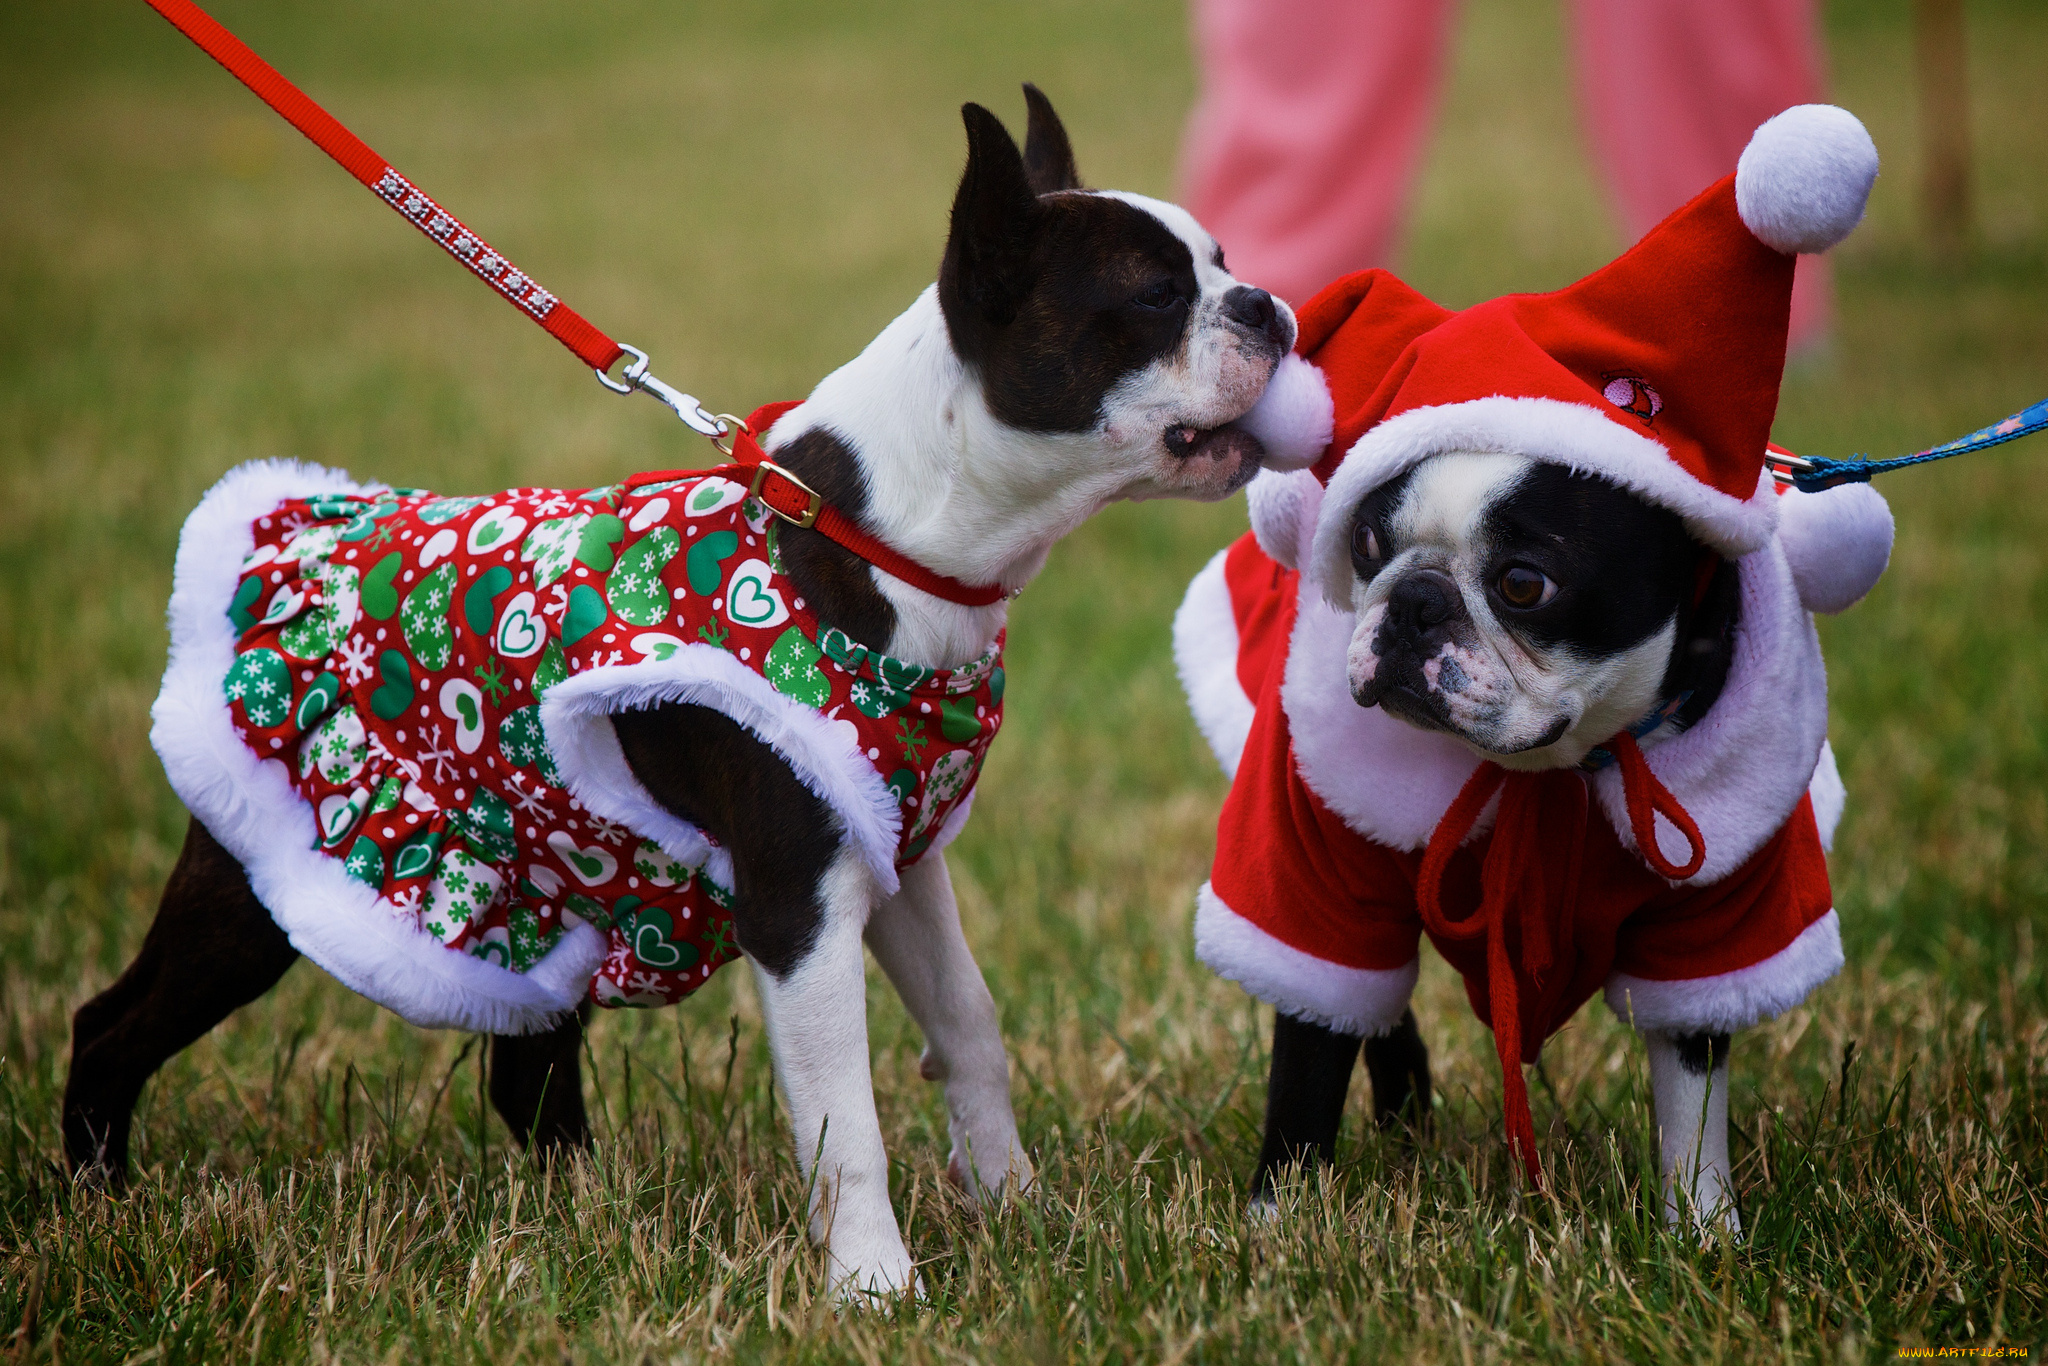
<box><xmin>1571</xmin><ymin>0</ymin><xmax>1836</xmax><ymax>352</ymax></box>
<box><xmin>1179</xmin><ymin>0</ymin><xmax>1459</xmax><ymax>307</ymax></box>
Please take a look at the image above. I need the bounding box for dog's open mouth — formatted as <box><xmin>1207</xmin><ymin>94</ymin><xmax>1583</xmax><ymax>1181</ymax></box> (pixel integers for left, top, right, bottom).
<box><xmin>1163</xmin><ymin>422</ymin><xmax>1265</xmax><ymax>465</ymax></box>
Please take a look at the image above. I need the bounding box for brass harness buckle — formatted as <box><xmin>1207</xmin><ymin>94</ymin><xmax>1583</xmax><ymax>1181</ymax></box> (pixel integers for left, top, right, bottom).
<box><xmin>748</xmin><ymin>461</ymin><xmax>824</xmax><ymax>529</ymax></box>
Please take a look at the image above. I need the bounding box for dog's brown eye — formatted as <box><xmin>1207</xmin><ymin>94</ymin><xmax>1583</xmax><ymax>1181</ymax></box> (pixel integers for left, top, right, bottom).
<box><xmin>1352</xmin><ymin>522</ymin><xmax>1381</xmax><ymax>562</ymax></box>
<box><xmin>1497</xmin><ymin>565</ymin><xmax>1556</xmax><ymax>608</ymax></box>
<box><xmin>1132</xmin><ymin>279</ymin><xmax>1177</xmax><ymax>309</ymax></box>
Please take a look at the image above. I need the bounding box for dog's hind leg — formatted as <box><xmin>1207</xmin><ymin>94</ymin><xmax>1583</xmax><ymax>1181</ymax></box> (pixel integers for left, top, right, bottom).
<box><xmin>1362</xmin><ymin>1008</ymin><xmax>1432</xmax><ymax>1135</ymax></box>
<box><xmin>1250</xmin><ymin>1012</ymin><xmax>1363</xmax><ymax>1207</ymax></box>
<box><xmin>490</xmin><ymin>1002</ymin><xmax>593</xmax><ymax>1158</ymax></box>
<box><xmin>63</xmin><ymin>817</ymin><xmax>299</xmax><ymax>1188</ymax></box>
<box><xmin>1645</xmin><ymin>1028</ymin><xmax>1739</xmax><ymax>1236</ymax></box>
<box><xmin>864</xmin><ymin>851</ymin><xmax>1032</xmax><ymax>1201</ymax></box>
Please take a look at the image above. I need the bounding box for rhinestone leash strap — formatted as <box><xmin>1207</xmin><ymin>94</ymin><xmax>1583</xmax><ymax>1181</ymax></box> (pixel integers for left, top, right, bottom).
<box><xmin>139</xmin><ymin>0</ymin><xmax>726</xmax><ymax>437</ymax></box>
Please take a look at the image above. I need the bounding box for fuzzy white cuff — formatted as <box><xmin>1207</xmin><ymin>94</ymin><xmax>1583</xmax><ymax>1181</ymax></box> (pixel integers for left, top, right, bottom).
<box><xmin>541</xmin><ymin>646</ymin><xmax>905</xmax><ymax>896</ymax></box>
<box><xmin>1604</xmin><ymin>908</ymin><xmax>1843</xmax><ymax>1035</ymax></box>
<box><xmin>1194</xmin><ymin>882</ymin><xmax>1418</xmax><ymax>1037</ymax></box>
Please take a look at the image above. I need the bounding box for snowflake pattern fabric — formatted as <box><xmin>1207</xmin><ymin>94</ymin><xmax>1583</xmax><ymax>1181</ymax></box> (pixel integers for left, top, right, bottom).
<box><xmin>221</xmin><ymin>471</ymin><xmax>1004</xmax><ymax>1010</ymax></box>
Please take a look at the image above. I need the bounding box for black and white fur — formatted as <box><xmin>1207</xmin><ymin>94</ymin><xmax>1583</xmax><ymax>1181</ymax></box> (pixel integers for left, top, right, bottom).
<box><xmin>1256</xmin><ymin>451</ymin><xmax>1747</xmax><ymax>1231</ymax></box>
<box><xmin>64</xmin><ymin>87</ymin><xmax>1296</xmax><ymax>1297</ymax></box>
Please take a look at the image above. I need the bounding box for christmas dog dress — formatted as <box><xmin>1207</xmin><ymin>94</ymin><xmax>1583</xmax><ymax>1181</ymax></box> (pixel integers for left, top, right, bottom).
<box><xmin>1178</xmin><ymin>105</ymin><xmax>1896</xmax><ymax>1174</ymax></box>
<box><xmin>152</xmin><ymin>456</ymin><xmax>1001</xmax><ymax>1032</ymax></box>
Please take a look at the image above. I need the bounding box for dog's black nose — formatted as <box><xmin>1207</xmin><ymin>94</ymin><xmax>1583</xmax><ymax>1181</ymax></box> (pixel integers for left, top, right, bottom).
<box><xmin>1222</xmin><ymin>285</ymin><xmax>1288</xmax><ymax>345</ymax></box>
<box><xmin>1387</xmin><ymin>570</ymin><xmax>1460</xmax><ymax>636</ymax></box>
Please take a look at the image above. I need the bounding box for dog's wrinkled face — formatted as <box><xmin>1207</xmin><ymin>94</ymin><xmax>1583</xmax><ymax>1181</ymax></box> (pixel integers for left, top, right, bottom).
<box><xmin>1344</xmin><ymin>453</ymin><xmax>1712</xmax><ymax>769</ymax></box>
<box><xmin>939</xmin><ymin>90</ymin><xmax>1292</xmax><ymax>502</ymax></box>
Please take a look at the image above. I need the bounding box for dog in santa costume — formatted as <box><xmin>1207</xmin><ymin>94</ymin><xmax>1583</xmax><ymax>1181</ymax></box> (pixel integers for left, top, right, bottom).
<box><xmin>1176</xmin><ymin>105</ymin><xmax>1895</xmax><ymax>1230</ymax></box>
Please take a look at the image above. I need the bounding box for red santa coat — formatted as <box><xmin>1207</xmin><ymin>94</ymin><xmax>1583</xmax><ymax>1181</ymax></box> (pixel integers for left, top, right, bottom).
<box><xmin>1181</xmin><ymin>112</ymin><xmax>1895</xmax><ymax>1176</ymax></box>
<box><xmin>1183</xmin><ymin>526</ymin><xmax>1843</xmax><ymax>1050</ymax></box>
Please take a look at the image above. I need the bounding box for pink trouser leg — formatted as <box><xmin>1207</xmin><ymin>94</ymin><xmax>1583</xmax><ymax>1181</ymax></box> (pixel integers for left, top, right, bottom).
<box><xmin>1570</xmin><ymin>0</ymin><xmax>1835</xmax><ymax>351</ymax></box>
<box><xmin>1179</xmin><ymin>0</ymin><xmax>1459</xmax><ymax>307</ymax></box>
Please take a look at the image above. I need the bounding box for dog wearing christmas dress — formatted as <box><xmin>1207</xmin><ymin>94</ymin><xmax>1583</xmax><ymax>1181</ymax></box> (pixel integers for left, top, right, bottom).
<box><xmin>1176</xmin><ymin>105</ymin><xmax>1897</xmax><ymax>1230</ymax></box>
<box><xmin>65</xmin><ymin>88</ymin><xmax>1298</xmax><ymax>1297</ymax></box>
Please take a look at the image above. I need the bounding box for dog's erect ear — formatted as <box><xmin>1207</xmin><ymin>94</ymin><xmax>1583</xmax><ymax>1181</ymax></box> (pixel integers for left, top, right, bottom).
<box><xmin>944</xmin><ymin>103</ymin><xmax>1045</xmax><ymax>328</ymax></box>
<box><xmin>1020</xmin><ymin>84</ymin><xmax>1082</xmax><ymax>194</ymax></box>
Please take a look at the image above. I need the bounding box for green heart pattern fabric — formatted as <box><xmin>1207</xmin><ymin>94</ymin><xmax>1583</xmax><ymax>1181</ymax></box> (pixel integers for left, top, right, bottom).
<box><xmin>215</xmin><ymin>468</ymin><xmax>1002</xmax><ymax>1012</ymax></box>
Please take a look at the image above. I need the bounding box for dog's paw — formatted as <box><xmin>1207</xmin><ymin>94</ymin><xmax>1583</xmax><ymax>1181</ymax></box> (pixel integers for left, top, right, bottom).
<box><xmin>827</xmin><ymin>1235</ymin><xmax>922</xmax><ymax>1306</ymax></box>
<box><xmin>947</xmin><ymin>1136</ymin><xmax>1035</xmax><ymax>1202</ymax></box>
<box><xmin>1663</xmin><ymin>1182</ymin><xmax>1744</xmax><ymax>1244</ymax></box>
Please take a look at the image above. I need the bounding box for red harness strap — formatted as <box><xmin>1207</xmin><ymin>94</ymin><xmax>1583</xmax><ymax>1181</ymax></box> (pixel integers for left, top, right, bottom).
<box><xmin>1415</xmin><ymin>734</ymin><xmax>1705</xmax><ymax>1187</ymax></box>
<box><xmin>628</xmin><ymin>402</ymin><xmax>1011</xmax><ymax>609</ymax></box>
<box><xmin>141</xmin><ymin>0</ymin><xmax>622</xmax><ymax>373</ymax></box>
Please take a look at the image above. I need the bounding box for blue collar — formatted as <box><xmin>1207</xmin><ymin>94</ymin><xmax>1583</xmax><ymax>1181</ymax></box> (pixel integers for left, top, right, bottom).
<box><xmin>1578</xmin><ymin>691</ymin><xmax>1694</xmax><ymax>773</ymax></box>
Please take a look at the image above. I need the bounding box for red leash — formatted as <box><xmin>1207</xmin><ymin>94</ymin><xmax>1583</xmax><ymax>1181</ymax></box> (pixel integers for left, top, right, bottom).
<box><xmin>140</xmin><ymin>0</ymin><xmax>623</xmax><ymax>377</ymax></box>
<box><xmin>141</xmin><ymin>0</ymin><xmax>1007</xmax><ymax>608</ymax></box>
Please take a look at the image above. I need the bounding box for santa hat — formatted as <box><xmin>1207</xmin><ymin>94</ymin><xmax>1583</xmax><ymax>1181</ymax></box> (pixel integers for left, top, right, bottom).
<box><xmin>1234</xmin><ymin>105</ymin><xmax>1880</xmax><ymax>608</ymax></box>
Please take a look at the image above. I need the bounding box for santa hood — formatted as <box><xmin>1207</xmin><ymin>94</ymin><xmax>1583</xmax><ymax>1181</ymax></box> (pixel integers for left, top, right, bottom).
<box><xmin>1233</xmin><ymin>104</ymin><xmax>1883</xmax><ymax>609</ymax></box>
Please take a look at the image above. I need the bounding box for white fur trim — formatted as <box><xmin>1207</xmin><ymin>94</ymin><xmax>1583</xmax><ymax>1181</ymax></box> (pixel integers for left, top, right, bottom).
<box><xmin>151</xmin><ymin>460</ymin><xmax>605</xmax><ymax>1034</ymax></box>
<box><xmin>1309</xmin><ymin>398</ymin><xmax>1777</xmax><ymax>607</ymax></box>
<box><xmin>1735</xmin><ymin>105</ymin><xmax>1879</xmax><ymax>256</ymax></box>
<box><xmin>1276</xmin><ymin>539</ymin><xmax>1825</xmax><ymax>879</ymax></box>
<box><xmin>1605</xmin><ymin>908</ymin><xmax>1843</xmax><ymax>1034</ymax></box>
<box><xmin>1810</xmin><ymin>740</ymin><xmax>1844</xmax><ymax>852</ymax></box>
<box><xmin>1237</xmin><ymin>354</ymin><xmax>1334</xmax><ymax>471</ymax></box>
<box><xmin>541</xmin><ymin>647</ymin><xmax>905</xmax><ymax>896</ymax></box>
<box><xmin>1174</xmin><ymin>548</ymin><xmax>1255</xmax><ymax>778</ymax></box>
<box><xmin>1194</xmin><ymin>883</ymin><xmax>1418</xmax><ymax>1036</ymax></box>
<box><xmin>1777</xmin><ymin>481</ymin><xmax>1893</xmax><ymax>614</ymax></box>
<box><xmin>1244</xmin><ymin>465</ymin><xmax>1323</xmax><ymax>570</ymax></box>
<box><xmin>1588</xmin><ymin>541</ymin><xmax>1828</xmax><ymax>884</ymax></box>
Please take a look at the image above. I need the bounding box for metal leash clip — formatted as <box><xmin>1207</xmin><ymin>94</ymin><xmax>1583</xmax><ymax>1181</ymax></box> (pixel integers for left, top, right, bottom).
<box><xmin>1765</xmin><ymin>449</ymin><xmax>1815</xmax><ymax>486</ymax></box>
<box><xmin>596</xmin><ymin>344</ymin><xmax>729</xmax><ymax>440</ymax></box>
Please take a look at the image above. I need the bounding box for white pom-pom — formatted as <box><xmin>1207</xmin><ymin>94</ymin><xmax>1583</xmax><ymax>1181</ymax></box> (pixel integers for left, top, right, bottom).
<box><xmin>1735</xmin><ymin>105</ymin><xmax>1879</xmax><ymax>255</ymax></box>
<box><xmin>1245</xmin><ymin>466</ymin><xmax>1322</xmax><ymax>569</ymax></box>
<box><xmin>1777</xmin><ymin>480</ymin><xmax>1893</xmax><ymax>614</ymax></box>
<box><xmin>1237</xmin><ymin>354</ymin><xmax>1334</xmax><ymax>471</ymax></box>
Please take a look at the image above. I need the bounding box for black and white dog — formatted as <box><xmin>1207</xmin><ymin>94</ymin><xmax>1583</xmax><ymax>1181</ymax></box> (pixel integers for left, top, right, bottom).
<box><xmin>1196</xmin><ymin>444</ymin><xmax>1889</xmax><ymax>1228</ymax></box>
<box><xmin>66</xmin><ymin>87</ymin><xmax>1294</xmax><ymax>1296</ymax></box>
<box><xmin>1180</xmin><ymin>103</ymin><xmax>1890</xmax><ymax>1229</ymax></box>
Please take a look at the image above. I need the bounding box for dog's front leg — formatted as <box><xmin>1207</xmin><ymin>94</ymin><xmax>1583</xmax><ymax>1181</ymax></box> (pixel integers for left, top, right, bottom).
<box><xmin>864</xmin><ymin>852</ymin><xmax>1033</xmax><ymax>1200</ymax></box>
<box><xmin>1644</xmin><ymin>1029</ymin><xmax>1740</xmax><ymax>1236</ymax></box>
<box><xmin>750</xmin><ymin>850</ymin><xmax>918</xmax><ymax>1300</ymax></box>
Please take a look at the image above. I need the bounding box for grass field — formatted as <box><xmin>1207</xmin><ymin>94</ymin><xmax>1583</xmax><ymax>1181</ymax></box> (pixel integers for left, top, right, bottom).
<box><xmin>3</xmin><ymin>0</ymin><xmax>2046</xmax><ymax>1360</ymax></box>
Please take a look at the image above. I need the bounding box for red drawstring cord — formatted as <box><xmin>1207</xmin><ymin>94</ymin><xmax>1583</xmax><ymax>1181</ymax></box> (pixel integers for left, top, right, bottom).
<box><xmin>1414</xmin><ymin>733</ymin><xmax>1705</xmax><ymax>1188</ymax></box>
<box><xmin>1609</xmin><ymin>731</ymin><xmax>1707</xmax><ymax>880</ymax></box>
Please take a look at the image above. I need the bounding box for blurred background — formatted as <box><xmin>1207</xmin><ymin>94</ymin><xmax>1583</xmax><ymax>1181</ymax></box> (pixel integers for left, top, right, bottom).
<box><xmin>1</xmin><ymin>0</ymin><xmax>2044</xmax><ymax>1356</ymax></box>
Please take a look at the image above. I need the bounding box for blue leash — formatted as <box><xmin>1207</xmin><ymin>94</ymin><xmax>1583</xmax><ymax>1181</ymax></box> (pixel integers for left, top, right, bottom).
<box><xmin>1769</xmin><ymin>397</ymin><xmax>2048</xmax><ymax>492</ymax></box>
